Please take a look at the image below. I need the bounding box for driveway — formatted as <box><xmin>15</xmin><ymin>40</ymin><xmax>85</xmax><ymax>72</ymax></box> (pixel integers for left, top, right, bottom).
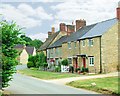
<box><xmin>5</xmin><ymin>73</ymin><xmax>98</xmax><ymax>94</ymax></box>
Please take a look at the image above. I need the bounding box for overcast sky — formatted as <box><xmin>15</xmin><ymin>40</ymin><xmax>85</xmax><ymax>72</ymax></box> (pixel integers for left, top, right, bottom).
<box><xmin>0</xmin><ymin>0</ymin><xmax>119</xmax><ymax>42</ymax></box>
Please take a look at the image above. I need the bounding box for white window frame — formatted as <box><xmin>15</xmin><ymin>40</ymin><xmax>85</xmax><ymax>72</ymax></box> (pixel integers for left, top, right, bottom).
<box><xmin>82</xmin><ymin>40</ymin><xmax>85</xmax><ymax>47</ymax></box>
<box><xmin>89</xmin><ymin>57</ymin><xmax>94</xmax><ymax>66</ymax></box>
<box><xmin>74</xmin><ymin>41</ymin><xmax>77</xmax><ymax>48</ymax></box>
<box><xmin>68</xmin><ymin>42</ymin><xmax>71</xmax><ymax>49</ymax></box>
<box><xmin>68</xmin><ymin>57</ymin><xmax>72</xmax><ymax>64</ymax></box>
<box><xmin>88</xmin><ymin>39</ymin><xmax>94</xmax><ymax>47</ymax></box>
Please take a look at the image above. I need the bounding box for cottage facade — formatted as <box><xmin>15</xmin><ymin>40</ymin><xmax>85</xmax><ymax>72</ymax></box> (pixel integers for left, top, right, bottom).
<box><xmin>40</xmin><ymin>4</ymin><xmax>120</xmax><ymax>73</ymax></box>
<box><xmin>15</xmin><ymin>44</ymin><xmax>36</xmax><ymax>64</ymax></box>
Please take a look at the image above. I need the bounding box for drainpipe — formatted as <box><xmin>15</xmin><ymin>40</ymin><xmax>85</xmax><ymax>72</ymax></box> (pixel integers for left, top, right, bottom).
<box><xmin>100</xmin><ymin>37</ymin><xmax>102</xmax><ymax>73</ymax></box>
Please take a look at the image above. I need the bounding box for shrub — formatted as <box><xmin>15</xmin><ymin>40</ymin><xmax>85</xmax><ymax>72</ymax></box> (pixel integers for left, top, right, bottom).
<box><xmin>27</xmin><ymin>61</ymin><xmax>34</xmax><ymax>68</ymax></box>
<box><xmin>43</xmin><ymin>62</ymin><xmax>48</xmax><ymax>68</ymax></box>
<box><xmin>81</xmin><ymin>67</ymin><xmax>89</xmax><ymax>72</ymax></box>
<box><xmin>75</xmin><ymin>68</ymin><xmax>81</xmax><ymax>72</ymax></box>
<box><xmin>61</xmin><ymin>59</ymin><xmax>68</xmax><ymax>66</ymax></box>
<box><xmin>55</xmin><ymin>66</ymin><xmax>61</xmax><ymax>72</ymax></box>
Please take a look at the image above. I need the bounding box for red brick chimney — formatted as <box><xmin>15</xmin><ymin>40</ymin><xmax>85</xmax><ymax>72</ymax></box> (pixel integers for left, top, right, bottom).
<box><xmin>117</xmin><ymin>1</ymin><xmax>120</xmax><ymax>20</ymax></box>
<box><xmin>60</xmin><ymin>23</ymin><xmax>66</xmax><ymax>31</ymax></box>
<box><xmin>52</xmin><ymin>27</ymin><xmax>55</xmax><ymax>34</ymax></box>
<box><xmin>67</xmin><ymin>25</ymin><xmax>75</xmax><ymax>35</ymax></box>
<box><xmin>76</xmin><ymin>19</ymin><xmax>86</xmax><ymax>31</ymax></box>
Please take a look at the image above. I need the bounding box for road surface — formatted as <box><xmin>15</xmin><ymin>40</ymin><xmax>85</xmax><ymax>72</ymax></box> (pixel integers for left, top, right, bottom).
<box><xmin>5</xmin><ymin>73</ymin><xmax>99</xmax><ymax>94</ymax></box>
<box><xmin>4</xmin><ymin>65</ymin><xmax>98</xmax><ymax>94</ymax></box>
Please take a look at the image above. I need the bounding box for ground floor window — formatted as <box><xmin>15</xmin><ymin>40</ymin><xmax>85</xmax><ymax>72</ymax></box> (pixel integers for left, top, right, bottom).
<box><xmin>89</xmin><ymin>56</ymin><xmax>94</xmax><ymax>66</ymax></box>
<box><xmin>68</xmin><ymin>58</ymin><xmax>72</xmax><ymax>64</ymax></box>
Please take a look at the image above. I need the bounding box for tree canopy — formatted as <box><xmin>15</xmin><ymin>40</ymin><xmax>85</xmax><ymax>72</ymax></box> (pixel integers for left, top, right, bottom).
<box><xmin>20</xmin><ymin>35</ymin><xmax>43</xmax><ymax>50</ymax></box>
<box><xmin>1</xmin><ymin>20</ymin><xmax>23</xmax><ymax>88</ymax></box>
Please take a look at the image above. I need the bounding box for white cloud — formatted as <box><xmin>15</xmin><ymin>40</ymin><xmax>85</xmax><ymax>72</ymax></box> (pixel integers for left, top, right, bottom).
<box><xmin>28</xmin><ymin>32</ymin><xmax>48</xmax><ymax>42</ymax></box>
<box><xmin>51</xmin><ymin>0</ymin><xmax>120</xmax><ymax>28</ymax></box>
<box><xmin>0</xmin><ymin>3</ymin><xmax>53</xmax><ymax>28</ymax></box>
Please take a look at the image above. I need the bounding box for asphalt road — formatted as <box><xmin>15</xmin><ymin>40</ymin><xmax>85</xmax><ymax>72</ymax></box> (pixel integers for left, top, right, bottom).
<box><xmin>5</xmin><ymin>65</ymin><xmax>98</xmax><ymax>94</ymax></box>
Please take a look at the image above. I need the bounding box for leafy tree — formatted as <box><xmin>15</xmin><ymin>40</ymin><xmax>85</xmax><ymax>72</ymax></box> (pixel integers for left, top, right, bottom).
<box><xmin>20</xmin><ymin>35</ymin><xmax>43</xmax><ymax>50</ymax></box>
<box><xmin>1</xmin><ymin>20</ymin><xmax>23</xmax><ymax>88</ymax></box>
<box><xmin>30</xmin><ymin>39</ymin><xmax>43</xmax><ymax>50</ymax></box>
<box><xmin>27</xmin><ymin>52</ymin><xmax>47</xmax><ymax>69</ymax></box>
<box><xmin>20</xmin><ymin>35</ymin><xmax>32</xmax><ymax>46</ymax></box>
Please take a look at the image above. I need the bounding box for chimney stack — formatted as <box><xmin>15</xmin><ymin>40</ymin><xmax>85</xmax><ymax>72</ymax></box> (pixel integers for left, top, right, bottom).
<box><xmin>60</xmin><ymin>23</ymin><xmax>66</xmax><ymax>31</ymax></box>
<box><xmin>117</xmin><ymin>1</ymin><xmax>120</xmax><ymax>20</ymax></box>
<box><xmin>76</xmin><ymin>19</ymin><xmax>86</xmax><ymax>31</ymax></box>
<box><xmin>52</xmin><ymin>27</ymin><xmax>55</xmax><ymax>34</ymax></box>
<box><xmin>67</xmin><ymin>25</ymin><xmax>75</xmax><ymax>35</ymax></box>
<box><xmin>48</xmin><ymin>31</ymin><xmax>52</xmax><ymax>38</ymax></box>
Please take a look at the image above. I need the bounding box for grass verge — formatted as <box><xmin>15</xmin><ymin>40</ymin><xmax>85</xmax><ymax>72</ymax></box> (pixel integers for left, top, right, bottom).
<box><xmin>18</xmin><ymin>68</ymin><xmax>80</xmax><ymax>80</ymax></box>
<box><xmin>67</xmin><ymin>76</ymin><xmax>119</xmax><ymax>95</ymax></box>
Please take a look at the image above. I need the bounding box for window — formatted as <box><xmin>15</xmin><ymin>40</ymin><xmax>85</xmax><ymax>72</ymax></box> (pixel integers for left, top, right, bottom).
<box><xmin>47</xmin><ymin>49</ymin><xmax>49</xmax><ymax>57</ymax></box>
<box><xmin>68</xmin><ymin>58</ymin><xmax>72</xmax><ymax>64</ymax></box>
<box><xmin>55</xmin><ymin>48</ymin><xmax>58</xmax><ymax>56</ymax></box>
<box><xmin>82</xmin><ymin>40</ymin><xmax>85</xmax><ymax>47</ymax></box>
<box><xmin>68</xmin><ymin>42</ymin><xmax>71</xmax><ymax>49</ymax></box>
<box><xmin>74</xmin><ymin>42</ymin><xmax>77</xmax><ymax>48</ymax></box>
<box><xmin>89</xmin><ymin>39</ymin><xmax>93</xmax><ymax>46</ymax></box>
<box><xmin>89</xmin><ymin>57</ymin><xmax>94</xmax><ymax>66</ymax></box>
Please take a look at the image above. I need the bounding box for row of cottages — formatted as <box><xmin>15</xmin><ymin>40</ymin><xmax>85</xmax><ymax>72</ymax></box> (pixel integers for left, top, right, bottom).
<box><xmin>15</xmin><ymin>44</ymin><xmax>36</xmax><ymax>64</ymax></box>
<box><xmin>40</xmin><ymin>4</ymin><xmax>120</xmax><ymax>73</ymax></box>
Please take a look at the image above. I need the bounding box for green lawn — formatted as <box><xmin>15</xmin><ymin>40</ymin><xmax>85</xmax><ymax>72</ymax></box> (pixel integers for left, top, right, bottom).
<box><xmin>19</xmin><ymin>68</ymin><xmax>80</xmax><ymax>80</ymax></box>
<box><xmin>67</xmin><ymin>76</ymin><xmax>119</xmax><ymax>95</ymax></box>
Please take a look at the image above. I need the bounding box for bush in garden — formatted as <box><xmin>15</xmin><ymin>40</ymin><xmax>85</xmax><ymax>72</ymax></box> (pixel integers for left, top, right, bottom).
<box><xmin>55</xmin><ymin>66</ymin><xmax>61</xmax><ymax>72</ymax></box>
<box><xmin>61</xmin><ymin>59</ymin><xmax>69</xmax><ymax>66</ymax></box>
<box><xmin>43</xmin><ymin>62</ymin><xmax>48</xmax><ymax>71</ymax></box>
<box><xmin>27</xmin><ymin>61</ymin><xmax>34</xmax><ymax>68</ymax></box>
<box><xmin>81</xmin><ymin>67</ymin><xmax>89</xmax><ymax>72</ymax></box>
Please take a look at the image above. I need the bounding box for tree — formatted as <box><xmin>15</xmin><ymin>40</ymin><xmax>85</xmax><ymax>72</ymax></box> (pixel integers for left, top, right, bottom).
<box><xmin>20</xmin><ymin>35</ymin><xmax>32</xmax><ymax>46</ymax></box>
<box><xmin>20</xmin><ymin>35</ymin><xmax>43</xmax><ymax>50</ymax></box>
<box><xmin>30</xmin><ymin>39</ymin><xmax>43</xmax><ymax>50</ymax></box>
<box><xmin>1</xmin><ymin>20</ymin><xmax>23</xmax><ymax>88</ymax></box>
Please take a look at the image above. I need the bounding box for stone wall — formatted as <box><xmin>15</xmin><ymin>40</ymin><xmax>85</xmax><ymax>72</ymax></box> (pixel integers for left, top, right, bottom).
<box><xmin>101</xmin><ymin>23</ymin><xmax>118</xmax><ymax>73</ymax></box>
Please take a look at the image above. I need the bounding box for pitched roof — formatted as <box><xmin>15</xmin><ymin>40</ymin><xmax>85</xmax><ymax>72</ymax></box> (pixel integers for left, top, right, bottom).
<box><xmin>47</xmin><ymin>24</ymin><xmax>96</xmax><ymax>49</ymax></box>
<box><xmin>14</xmin><ymin>44</ymin><xmax>24</xmax><ymax>48</ymax></box>
<box><xmin>48</xmin><ymin>35</ymin><xmax>68</xmax><ymax>48</ymax></box>
<box><xmin>25</xmin><ymin>47</ymin><xmax>34</xmax><ymax>55</ymax></box>
<box><xmin>65</xmin><ymin>24</ymin><xmax>96</xmax><ymax>42</ymax></box>
<box><xmin>79</xmin><ymin>18</ymin><xmax>118</xmax><ymax>40</ymax></box>
<box><xmin>40</xmin><ymin>31</ymin><xmax>60</xmax><ymax>50</ymax></box>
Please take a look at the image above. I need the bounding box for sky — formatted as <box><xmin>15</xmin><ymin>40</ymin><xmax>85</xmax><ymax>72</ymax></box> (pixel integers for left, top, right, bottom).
<box><xmin>0</xmin><ymin>0</ymin><xmax>119</xmax><ymax>42</ymax></box>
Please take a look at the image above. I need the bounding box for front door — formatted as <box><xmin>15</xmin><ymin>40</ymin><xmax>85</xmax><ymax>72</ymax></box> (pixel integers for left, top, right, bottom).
<box><xmin>82</xmin><ymin>58</ymin><xmax>86</xmax><ymax>68</ymax></box>
<box><xmin>73</xmin><ymin>58</ymin><xmax>78</xmax><ymax>69</ymax></box>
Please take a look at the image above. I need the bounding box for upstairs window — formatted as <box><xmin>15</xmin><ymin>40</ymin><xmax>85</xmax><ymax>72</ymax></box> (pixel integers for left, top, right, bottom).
<box><xmin>89</xmin><ymin>57</ymin><xmax>94</xmax><ymax>66</ymax></box>
<box><xmin>74</xmin><ymin>42</ymin><xmax>77</xmax><ymax>48</ymax></box>
<box><xmin>82</xmin><ymin>40</ymin><xmax>85</xmax><ymax>47</ymax></box>
<box><xmin>89</xmin><ymin>39</ymin><xmax>93</xmax><ymax>46</ymax></box>
<box><xmin>68</xmin><ymin>42</ymin><xmax>71</xmax><ymax>49</ymax></box>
